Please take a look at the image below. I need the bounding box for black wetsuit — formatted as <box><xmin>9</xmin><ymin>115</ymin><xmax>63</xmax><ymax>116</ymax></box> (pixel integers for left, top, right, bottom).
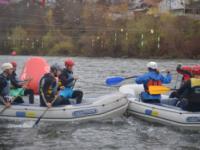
<box><xmin>39</xmin><ymin>73</ymin><xmax>69</xmax><ymax>107</ymax></box>
<box><xmin>176</xmin><ymin>78</ymin><xmax>200</xmax><ymax>111</ymax></box>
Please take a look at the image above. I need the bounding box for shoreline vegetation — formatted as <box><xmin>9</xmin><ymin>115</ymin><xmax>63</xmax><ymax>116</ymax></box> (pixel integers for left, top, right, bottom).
<box><xmin>0</xmin><ymin>1</ymin><xmax>200</xmax><ymax>59</ymax></box>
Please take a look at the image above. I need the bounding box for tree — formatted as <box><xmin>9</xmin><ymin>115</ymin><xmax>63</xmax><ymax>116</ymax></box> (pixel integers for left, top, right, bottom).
<box><xmin>9</xmin><ymin>26</ymin><xmax>28</xmax><ymax>54</ymax></box>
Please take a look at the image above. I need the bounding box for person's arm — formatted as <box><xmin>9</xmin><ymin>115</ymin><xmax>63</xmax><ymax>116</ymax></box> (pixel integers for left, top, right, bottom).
<box><xmin>0</xmin><ymin>79</ymin><xmax>6</xmax><ymax>94</ymax></box>
<box><xmin>0</xmin><ymin>80</ymin><xmax>11</xmax><ymax>107</ymax></box>
<box><xmin>135</xmin><ymin>73</ymin><xmax>148</xmax><ymax>84</ymax></box>
<box><xmin>59</xmin><ymin>72</ymin><xmax>74</xmax><ymax>87</ymax></box>
<box><xmin>42</xmin><ymin>78</ymin><xmax>52</xmax><ymax>97</ymax></box>
<box><xmin>0</xmin><ymin>96</ymin><xmax>11</xmax><ymax>107</ymax></box>
<box><xmin>10</xmin><ymin>74</ymin><xmax>22</xmax><ymax>88</ymax></box>
<box><xmin>177</xmin><ymin>80</ymin><xmax>191</xmax><ymax>96</ymax></box>
<box><xmin>39</xmin><ymin>76</ymin><xmax>53</xmax><ymax>105</ymax></box>
<box><xmin>160</xmin><ymin>72</ymin><xmax>172</xmax><ymax>84</ymax></box>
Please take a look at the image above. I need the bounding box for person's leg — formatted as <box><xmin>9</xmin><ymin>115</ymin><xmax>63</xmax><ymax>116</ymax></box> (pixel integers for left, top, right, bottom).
<box><xmin>24</xmin><ymin>89</ymin><xmax>34</xmax><ymax>104</ymax></box>
<box><xmin>176</xmin><ymin>98</ymin><xmax>188</xmax><ymax>110</ymax></box>
<box><xmin>169</xmin><ymin>91</ymin><xmax>179</xmax><ymax>98</ymax></box>
<box><xmin>52</xmin><ymin>96</ymin><xmax>71</xmax><ymax>106</ymax></box>
<box><xmin>71</xmin><ymin>90</ymin><xmax>83</xmax><ymax>104</ymax></box>
<box><xmin>13</xmin><ymin>96</ymin><xmax>24</xmax><ymax>104</ymax></box>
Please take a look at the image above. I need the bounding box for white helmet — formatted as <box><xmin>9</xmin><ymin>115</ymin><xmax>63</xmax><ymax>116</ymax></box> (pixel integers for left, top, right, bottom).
<box><xmin>1</xmin><ymin>63</ymin><xmax>13</xmax><ymax>71</ymax></box>
<box><xmin>147</xmin><ymin>61</ymin><xmax>158</xmax><ymax>69</ymax></box>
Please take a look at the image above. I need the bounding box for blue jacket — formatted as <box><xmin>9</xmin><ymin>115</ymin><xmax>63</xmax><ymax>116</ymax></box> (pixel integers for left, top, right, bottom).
<box><xmin>136</xmin><ymin>71</ymin><xmax>172</xmax><ymax>85</ymax></box>
<box><xmin>135</xmin><ymin>70</ymin><xmax>172</xmax><ymax>101</ymax></box>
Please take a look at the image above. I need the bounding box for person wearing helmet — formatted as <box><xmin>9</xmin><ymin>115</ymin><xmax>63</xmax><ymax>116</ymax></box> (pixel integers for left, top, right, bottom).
<box><xmin>39</xmin><ymin>64</ymin><xmax>68</xmax><ymax>107</ymax></box>
<box><xmin>176</xmin><ymin>64</ymin><xmax>200</xmax><ymax>85</ymax></box>
<box><xmin>135</xmin><ymin>61</ymin><xmax>172</xmax><ymax>103</ymax></box>
<box><xmin>170</xmin><ymin>64</ymin><xmax>200</xmax><ymax>99</ymax></box>
<box><xmin>174</xmin><ymin>68</ymin><xmax>200</xmax><ymax>111</ymax></box>
<box><xmin>59</xmin><ymin>58</ymin><xmax>83</xmax><ymax>104</ymax></box>
<box><xmin>0</xmin><ymin>63</ymin><xmax>14</xmax><ymax>107</ymax></box>
<box><xmin>10</xmin><ymin>61</ymin><xmax>34</xmax><ymax>104</ymax></box>
<box><xmin>176</xmin><ymin>64</ymin><xmax>192</xmax><ymax>85</ymax></box>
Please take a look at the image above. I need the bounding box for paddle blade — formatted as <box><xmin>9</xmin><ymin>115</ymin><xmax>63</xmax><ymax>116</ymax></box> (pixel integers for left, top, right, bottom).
<box><xmin>149</xmin><ymin>86</ymin><xmax>171</xmax><ymax>94</ymax></box>
<box><xmin>105</xmin><ymin>76</ymin><xmax>125</xmax><ymax>86</ymax></box>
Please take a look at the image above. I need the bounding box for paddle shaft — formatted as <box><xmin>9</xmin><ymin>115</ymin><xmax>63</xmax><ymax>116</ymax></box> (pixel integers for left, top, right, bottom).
<box><xmin>174</xmin><ymin>74</ymin><xmax>180</xmax><ymax>89</ymax></box>
<box><xmin>18</xmin><ymin>78</ymin><xmax>32</xmax><ymax>83</ymax></box>
<box><xmin>32</xmin><ymin>95</ymin><xmax>58</xmax><ymax>128</ymax></box>
<box><xmin>32</xmin><ymin>107</ymin><xmax>49</xmax><ymax>128</ymax></box>
<box><xmin>124</xmin><ymin>76</ymin><xmax>138</xmax><ymax>80</ymax></box>
<box><xmin>33</xmin><ymin>78</ymin><xmax>76</xmax><ymax>127</ymax></box>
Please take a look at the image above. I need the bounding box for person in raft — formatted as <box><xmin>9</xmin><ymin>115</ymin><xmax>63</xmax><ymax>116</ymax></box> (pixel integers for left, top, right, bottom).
<box><xmin>176</xmin><ymin>64</ymin><xmax>200</xmax><ymax>85</ymax></box>
<box><xmin>170</xmin><ymin>64</ymin><xmax>200</xmax><ymax>98</ymax></box>
<box><xmin>135</xmin><ymin>61</ymin><xmax>172</xmax><ymax>103</ymax></box>
<box><xmin>59</xmin><ymin>58</ymin><xmax>83</xmax><ymax>104</ymax></box>
<box><xmin>10</xmin><ymin>61</ymin><xmax>34</xmax><ymax>104</ymax></box>
<box><xmin>0</xmin><ymin>63</ymin><xmax>17</xmax><ymax>107</ymax></box>
<box><xmin>39</xmin><ymin>64</ymin><xmax>68</xmax><ymax>107</ymax></box>
<box><xmin>172</xmin><ymin>66</ymin><xmax>200</xmax><ymax>111</ymax></box>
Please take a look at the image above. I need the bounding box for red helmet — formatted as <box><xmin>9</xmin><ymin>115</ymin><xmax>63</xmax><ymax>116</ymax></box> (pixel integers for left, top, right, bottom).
<box><xmin>11</xmin><ymin>61</ymin><xmax>17</xmax><ymax>68</ymax></box>
<box><xmin>65</xmin><ymin>58</ymin><xmax>74</xmax><ymax>66</ymax></box>
<box><xmin>192</xmin><ymin>65</ymin><xmax>200</xmax><ymax>75</ymax></box>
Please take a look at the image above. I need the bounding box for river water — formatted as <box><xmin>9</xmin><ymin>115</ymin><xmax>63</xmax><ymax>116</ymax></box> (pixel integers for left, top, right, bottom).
<box><xmin>0</xmin><ymin>56</ymin><xmax>200</xmax><ymax>150</ymax></box>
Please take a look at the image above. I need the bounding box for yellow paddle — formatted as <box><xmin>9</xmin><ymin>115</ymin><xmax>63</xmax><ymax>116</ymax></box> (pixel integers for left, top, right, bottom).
<box><xmin>149</xmin><ymin>86</ymin><xmax>175</xmax><ymax>95</ymax></box>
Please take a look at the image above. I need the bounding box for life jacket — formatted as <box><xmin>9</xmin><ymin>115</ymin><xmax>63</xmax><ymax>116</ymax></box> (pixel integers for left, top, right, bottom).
<box><xmin>144</xmin><ymin>79</ymin><xmax>162</xmax><ymax>93</ymax></box>
<box><xmin>187</xmin><ymin>78</ymin><xmax>200</xmax><ymax>104</ymax></box>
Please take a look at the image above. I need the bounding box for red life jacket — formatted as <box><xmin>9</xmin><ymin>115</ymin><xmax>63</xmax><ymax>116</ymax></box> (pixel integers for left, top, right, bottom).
<box><xmin>145</xmin><ymin>79</ymin><xmax>162</xmax><ymax>93</ymax></box>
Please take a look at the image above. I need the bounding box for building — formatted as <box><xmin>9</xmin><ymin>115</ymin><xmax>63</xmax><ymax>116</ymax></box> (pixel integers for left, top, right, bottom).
<box><xmin>159</xmin><ymin>0</ymin><xmax>200</xmax><ymax>16</ymax></box>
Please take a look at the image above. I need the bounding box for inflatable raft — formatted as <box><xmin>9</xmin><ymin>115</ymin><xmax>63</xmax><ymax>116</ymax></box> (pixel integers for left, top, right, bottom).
<box><xmin>119</xmin><ymin>84</ymin><xmax>200</xmax><ymax>130</ymax></box>
<box><xmin>0</xmin><ymin>92</ymin><xmax>128</xmax><ymax>122</ymax></box>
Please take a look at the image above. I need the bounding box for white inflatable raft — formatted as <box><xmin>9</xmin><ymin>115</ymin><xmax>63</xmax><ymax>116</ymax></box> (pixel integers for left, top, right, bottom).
<box><xmin>0</xmin><ymin>92</ymin><xmax>128</xmax><ymax>122</ymax></box>
<box><xmin>119</xmin><ymin>84</ymin><xmax>200</xmax><ymax>130</ymax></box>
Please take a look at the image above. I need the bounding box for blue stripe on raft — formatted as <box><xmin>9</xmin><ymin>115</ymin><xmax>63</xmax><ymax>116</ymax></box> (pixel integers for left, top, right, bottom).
<box><xmin>145</xmin><ymin>109</ymin><xmax>152</xmax><ymax>116</ymax></box>
<box><xmin>16</xmin><ymin>111</ymin><xmax>26</xmax><ymax>117</ymax></box>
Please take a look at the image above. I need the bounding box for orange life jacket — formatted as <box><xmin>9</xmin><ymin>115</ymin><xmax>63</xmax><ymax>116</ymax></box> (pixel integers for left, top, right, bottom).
<box><xmin>145</xmin><ymin>79</ymin><xmax>162</xmax><ymax>93</ymax></box>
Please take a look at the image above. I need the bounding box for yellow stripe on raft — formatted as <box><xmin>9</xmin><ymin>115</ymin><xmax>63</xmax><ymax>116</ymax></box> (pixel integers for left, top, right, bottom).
<box><xmin>26</xmin><ymin>111</ymin><xmax>36</xmax><ymax>118</ymax></box>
